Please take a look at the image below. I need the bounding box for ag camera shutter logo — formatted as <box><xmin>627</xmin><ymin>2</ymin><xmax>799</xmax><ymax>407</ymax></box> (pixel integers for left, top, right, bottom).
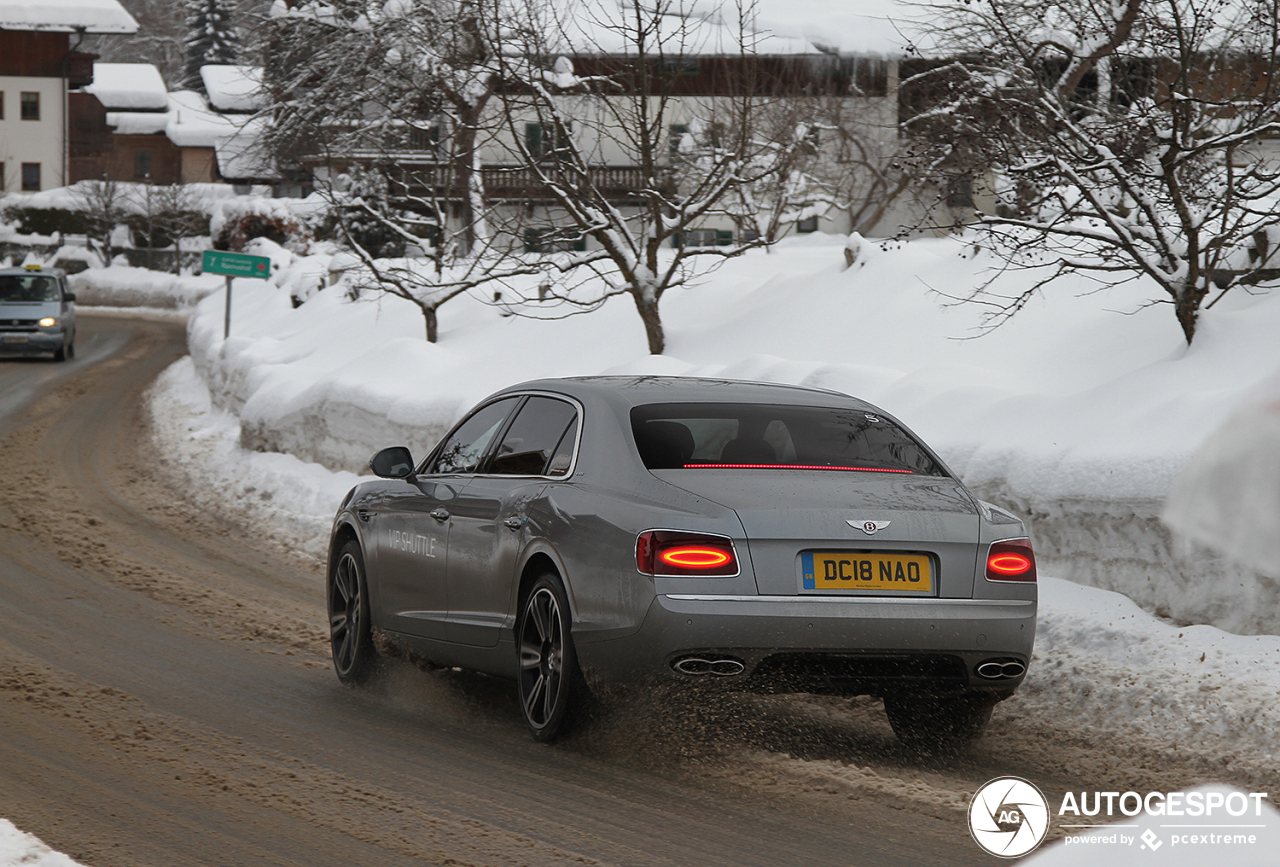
<box><xmin>969</xmin><ymin>776</ymin><xmax>1050</xmax><ymax>858</ymax></box>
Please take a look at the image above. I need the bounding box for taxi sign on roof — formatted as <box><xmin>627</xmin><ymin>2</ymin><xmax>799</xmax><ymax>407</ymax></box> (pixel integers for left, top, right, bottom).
<box><xmin>202</xmin><ymin>250</ymin><xmax>270</xmax><ymax>279</ymax></box>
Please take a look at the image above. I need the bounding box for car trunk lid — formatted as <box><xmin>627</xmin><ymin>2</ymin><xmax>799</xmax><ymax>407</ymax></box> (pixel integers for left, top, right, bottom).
<box><xmin>652</xmin><ymin>470</ymin><xmax>981</xmax><ymax>598</ymax></box>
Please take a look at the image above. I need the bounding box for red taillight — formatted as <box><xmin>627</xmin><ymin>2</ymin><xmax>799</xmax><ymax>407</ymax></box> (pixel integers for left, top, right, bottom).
<box><xmin>660</xmin><ymin>546</ymin><xmax>733</xmax><ymax>568</ymax></box>
<box><xmin>985</xmin><ymin>538</ymin><xmax>1036</xmax><ymax>582</ymax></box>
<box><xmin>637</xmin><ymin>531</ymin><xmax>738</xmax><ymax>576</ymax></box>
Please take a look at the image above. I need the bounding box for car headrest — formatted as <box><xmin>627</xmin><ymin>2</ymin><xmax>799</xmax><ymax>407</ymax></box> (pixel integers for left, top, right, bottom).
<box><xmin>636</xmin><ymin>420</ymin><xmax>695</xmax><ymax>469</ymax></box>
<box><xmin>720</xmin><ymin>437</ymin><xmax>777</xmax><ymax>464</ymax></box>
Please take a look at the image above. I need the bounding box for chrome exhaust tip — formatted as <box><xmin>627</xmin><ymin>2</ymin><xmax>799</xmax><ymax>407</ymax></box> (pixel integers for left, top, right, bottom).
<box><xmin>976</xmin><ymin>659</ymin><xmax>1026</xmax><ymax>679</ymax></box>
<box><xmin>673</xmin><ymin>657</ymin><xmax>746</xmax><ymax>676</ymax></box>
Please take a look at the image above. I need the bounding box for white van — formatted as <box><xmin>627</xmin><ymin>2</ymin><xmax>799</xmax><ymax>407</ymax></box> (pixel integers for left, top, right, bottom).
<box><xmin>0</xmin><ymin>265</ymin><xmax>76</xmax><ymax>361</ymax></box>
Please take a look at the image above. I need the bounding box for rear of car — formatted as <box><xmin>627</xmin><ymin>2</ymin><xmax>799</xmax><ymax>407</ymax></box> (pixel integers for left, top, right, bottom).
<box><xmin>0</xmin><ymin>266</ymin><xmax>76</xmax><ymax>361</ymax></box>
<box><xmin>582</xmin><ymin>389</ymin><xmax>1036</xmax><ymax>747</ymax></box>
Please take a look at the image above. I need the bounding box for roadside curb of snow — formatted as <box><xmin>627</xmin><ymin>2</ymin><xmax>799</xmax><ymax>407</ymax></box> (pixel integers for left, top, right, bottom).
<box><xmin>145</xmin><ymin>356</ymin><xmax>360</xmax><ymax>562</ymax></box>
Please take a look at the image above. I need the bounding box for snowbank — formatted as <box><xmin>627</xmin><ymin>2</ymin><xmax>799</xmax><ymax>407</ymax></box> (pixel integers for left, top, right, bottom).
<box><xmin>147</xmin><ymin>357</ymin><xmax>361</xmax><ymax>560</ymax></box>
<box><xmin>69</xmin><ymin>266</ymin><xmax>223</xmax><ymax>309</ymax></box>
<box><xmin>1013</xmin><ymin>578</ymin><xmax>1280</xmax><ymax>762</ymax></box>
<box><xmin>1164</xmin><ymin>367</ymin><xmax>1280</xmax><ymax>580</ymax></box>
<box><xmin>182</xmin><ymin>233</ymin><xmax>1280</xmax><ymax>633</ymax></box>
<box><xmin>0</xmin><ymin>818</ymin><xmax>83</xmax><ymax>867</ymax></box>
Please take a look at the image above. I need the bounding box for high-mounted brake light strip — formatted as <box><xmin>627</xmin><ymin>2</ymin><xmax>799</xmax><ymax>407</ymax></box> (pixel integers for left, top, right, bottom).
<box><xmin>682</xmin><ymin>463</ymin><xmax>913</xmax><ymax>474</ymax></box>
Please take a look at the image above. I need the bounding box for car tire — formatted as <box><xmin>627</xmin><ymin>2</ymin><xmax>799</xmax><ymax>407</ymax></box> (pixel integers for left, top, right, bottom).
<box><xmin>883</xmin><ymin>691</ymin><xmax>995</xmax><ymax>755</ymax></box>
<box><xmin>328</xmin><ymin>539</ymin><xmax>379</xmax><ymax>685</ymax></box>
<box><xmin>517</xmin><ymin>572</ymin><xmax>584</xmax><ymax>742</ymax></box>
<box><xmin>53</xmin><ymin>342</ymin><xmax>66</xmax><ymax>362</ymax></box>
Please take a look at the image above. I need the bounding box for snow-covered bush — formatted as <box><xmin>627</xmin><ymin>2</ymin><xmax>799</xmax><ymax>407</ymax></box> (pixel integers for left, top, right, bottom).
<box><xmin>212</xmin><ymin>196</ymin><xmax>310</xmax><ymax>254</ymax></box>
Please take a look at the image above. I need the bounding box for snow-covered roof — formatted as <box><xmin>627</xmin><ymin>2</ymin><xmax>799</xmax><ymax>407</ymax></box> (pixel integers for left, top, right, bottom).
<box><xmin>278</xmin><ymin>0</ymin><xmax>925</xmax><ymax>58</ymax></box>
<box><xmin>216</xmin><ymin>121</ymin><xmax>279</xmax><ymax>181</ymax></box>
<box><xmin>85</xmin><ymin>63</ymin><xmax>168</xmax><ymax>111</ymax></box>
<box><xmin>0</xmin><ymin>0</ymin><xmax>137</xmax><ymax>33</ymax></box>
<box><xmin>107</xmin><ymin>111</ymin><xmax>168</xmax><ymax>136</ymax></box>
<box><xmin>200</xmin><ymin>65</ymin><xmax>266</xmax><ymax>113</ymax></box>
<box><xmin>166</xmin><ymin>90</ymin><xmax>238</xmax><ymax>148</ymax></box>
<box><xmin>555</xmin><ymin>0</ymin><xmax>922</xmax><ymax>57</ymax></box>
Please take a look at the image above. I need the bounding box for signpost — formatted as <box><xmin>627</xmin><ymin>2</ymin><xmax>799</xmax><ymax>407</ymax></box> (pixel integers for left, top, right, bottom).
<box><xmin>202</xmin><ymin>250</ymin><xmax>272</xmax><ymax>339</ymax></box>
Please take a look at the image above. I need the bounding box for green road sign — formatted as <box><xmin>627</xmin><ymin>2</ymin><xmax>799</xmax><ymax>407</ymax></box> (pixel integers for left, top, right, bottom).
<box><xmin>202</xmin><ymin>250</ymin><xmax>271</xmax><ymax>279</ymax></box>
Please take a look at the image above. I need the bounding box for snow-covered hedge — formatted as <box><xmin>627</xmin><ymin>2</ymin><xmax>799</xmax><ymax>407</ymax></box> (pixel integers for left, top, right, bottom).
<box><xmin>69</xmin><ymin>265</ymin><xmax>224</xmax><ymax>309</ymax></box>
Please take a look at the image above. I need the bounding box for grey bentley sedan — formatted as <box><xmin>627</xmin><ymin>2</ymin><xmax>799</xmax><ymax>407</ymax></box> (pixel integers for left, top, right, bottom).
<box><xmin>327</xmin><ymin>376</ymin><xmax>1037</xmax><ymax>750</ymax></box>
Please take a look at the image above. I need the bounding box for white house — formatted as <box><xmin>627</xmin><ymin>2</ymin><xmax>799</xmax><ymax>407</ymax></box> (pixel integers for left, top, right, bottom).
<box><xmin>0</xmin><ymin>0</ymin><xmax>137</xmax><ymax>192</ymax></box>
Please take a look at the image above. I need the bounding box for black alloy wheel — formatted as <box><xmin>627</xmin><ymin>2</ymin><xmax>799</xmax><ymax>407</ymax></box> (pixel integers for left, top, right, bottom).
<box><xmin>328</xmin><ymin>540</ymin><xmax>378</xmax><ymax>684</ymax></box>
<box><xmin>517</xmin><ymin>573</ymin><xmax>582</xmax><ymax>742</ymax></box>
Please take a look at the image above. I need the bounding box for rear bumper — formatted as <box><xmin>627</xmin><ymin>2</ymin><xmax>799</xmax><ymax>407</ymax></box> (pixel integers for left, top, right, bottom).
<box><xmin>576</xmin><ymin>593</ymin><xmax>1036</xmax><ymax>695</ymax></box>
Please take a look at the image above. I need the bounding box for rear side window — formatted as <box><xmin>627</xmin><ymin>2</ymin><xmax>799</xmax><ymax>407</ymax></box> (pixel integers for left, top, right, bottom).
<box><xmin>429</xmin><ymin>397</ymin><xmax>521</xmax><ymax>475</ymax></box>
<box><xmin>631</xmin><ymin>403</ymin><xmax>945</xmax><ymax>476</ymax></box>
<box><xmin>488</xmin><ymin>396</ymin><xmax>578</xmax><ymax>476</ymax></box>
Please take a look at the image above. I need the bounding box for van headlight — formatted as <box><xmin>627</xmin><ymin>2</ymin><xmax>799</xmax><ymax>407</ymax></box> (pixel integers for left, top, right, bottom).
<box><xmin>38</xmin><ymin>317</ymin><xmax>57</xmax><ymax>327</ymax></box>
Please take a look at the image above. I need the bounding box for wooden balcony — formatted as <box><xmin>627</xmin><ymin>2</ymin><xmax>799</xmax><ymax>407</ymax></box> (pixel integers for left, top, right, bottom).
<box><xmin>383</xmin><ymin>162</ymin><xmax>675</xmax><ymax>206</ymax></box>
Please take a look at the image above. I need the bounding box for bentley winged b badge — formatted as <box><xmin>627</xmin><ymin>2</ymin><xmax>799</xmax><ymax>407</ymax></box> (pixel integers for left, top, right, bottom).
<box><xmin>849</xmin><ymin>519</ymin><xmax>891</xmax><ymax>535</ymax></box>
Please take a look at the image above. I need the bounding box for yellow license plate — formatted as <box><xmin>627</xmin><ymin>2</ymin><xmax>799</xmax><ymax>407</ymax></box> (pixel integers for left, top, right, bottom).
<box><xmin>801</xmin><ymin>552</ymin><xmax>933</xmax><ymax>593</ymax></box>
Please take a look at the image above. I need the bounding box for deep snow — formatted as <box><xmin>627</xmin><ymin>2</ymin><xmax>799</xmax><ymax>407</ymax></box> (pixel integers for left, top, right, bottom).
<box><xmin>183</xmin><ymin>232</ymin><xmax>1280</xmax><ymax>633</ymax></box>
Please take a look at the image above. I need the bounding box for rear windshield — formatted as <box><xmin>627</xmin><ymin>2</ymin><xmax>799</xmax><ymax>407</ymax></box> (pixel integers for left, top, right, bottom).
<box><xmin>631</xmin><ymin>403</ymin><xmax>946</xmax><ymax>476</ymax></box>
<box><xmin>0</xmin><ymin>275</ymin><xmax>60</xmax><ymax>303</ymax></box>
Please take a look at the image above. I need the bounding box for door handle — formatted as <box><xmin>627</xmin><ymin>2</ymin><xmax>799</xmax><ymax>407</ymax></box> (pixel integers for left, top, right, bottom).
<box><xmin>502</xmin><ymin>516</ymin><xmax>522</xmax><ymax>531</ymax></box>
<box><xmin>430</xmin><ymin>507</ymin><xmax>450</xmax><ymax>523</ymax></box>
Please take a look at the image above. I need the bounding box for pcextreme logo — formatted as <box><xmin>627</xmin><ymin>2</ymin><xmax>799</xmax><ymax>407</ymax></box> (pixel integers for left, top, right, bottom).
<box><xmin>968</xmin><ymin>777</ymin><xmax>1051</xmax><ymax>858</ymax></box>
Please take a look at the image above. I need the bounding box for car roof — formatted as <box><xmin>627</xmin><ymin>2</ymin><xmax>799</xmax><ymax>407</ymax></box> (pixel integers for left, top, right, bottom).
<box><xmin>498</xmin><ymin>375</ymin><xmax>877</xmax><ymax>411</ymax></box>
<box><xmin>0</xmin><ymin>267</ymin><xmax>67</xmax><ymax>278</ymax></box>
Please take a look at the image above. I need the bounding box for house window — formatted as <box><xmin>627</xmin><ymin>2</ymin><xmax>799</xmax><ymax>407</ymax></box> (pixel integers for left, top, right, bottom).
<box><xmin>524</xmin><ymin>122</ymin><xmax>545</xmax><ymax>160</ymax></box>
<box><xmin>796</xmin><ymin>216</ymin><xmax>819</xmax><ymax>233</ymax></box>
<box><xmin>134</xmin><ymin>150</ymin><xmax>152</xmax><ymax>179</ymax></box>
<box><xmin>672</xmin><ymin>229</ymin><xmax>734</xmax><ymax>248</ymax></box>
<box><xmin>409</xmin><ymin>124</ymin><xmax>442</xmax><ymax>155</ymax></box>
<box><xmin>524</xmin><ymin>122</ymin><xmax>571</xmax><ymax>161</ymax></box>
<box><xmin>20</xmin><ymin>92</ymin><xmax>39</xmax><ymax>121</ymax></box>
<box><xmin>946</xmin><ymin>176</ymin><xmax>974</xmax><ymax>209</ymax></box>
<box><xmin>21</xmin><ymin>163</ymin><xmax>40</xmax><ymax>191</ymax></box>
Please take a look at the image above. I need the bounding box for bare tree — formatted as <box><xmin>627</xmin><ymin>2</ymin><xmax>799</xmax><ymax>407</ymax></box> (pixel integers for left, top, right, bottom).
<box><xmin>132</xmin><ymin>183</ymin><xmax>210</xmax><ymax>272</ymax></box>
<box><xmin>264</xmin><ymin>0</ymin><xmax>501</xmax><ymax>254</ymax></box>
<box><xmin>907</xmin><ymin>0</ymin><xmax>1280</xmax><ymax>343</ymax></box>
<box><xmin>71</xmin><ymin>179</ymin><xmax>129</xmax><ymax>267</ymax></box>
<box><xmin>487</xmin><ymin>0</ymin><xmax>825</xmax><ymax>353</ymax></box>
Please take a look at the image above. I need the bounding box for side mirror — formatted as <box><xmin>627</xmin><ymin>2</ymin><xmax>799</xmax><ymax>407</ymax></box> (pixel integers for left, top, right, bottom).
<box><xmin>63</xmin><ymin>293</ymin><xmax>76</xmax><ymax>303</ymax></box>
<box><xmin>370</xmin><ymin>446</ymin><xmax>416</xmax><ymax>479</ymax></box>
